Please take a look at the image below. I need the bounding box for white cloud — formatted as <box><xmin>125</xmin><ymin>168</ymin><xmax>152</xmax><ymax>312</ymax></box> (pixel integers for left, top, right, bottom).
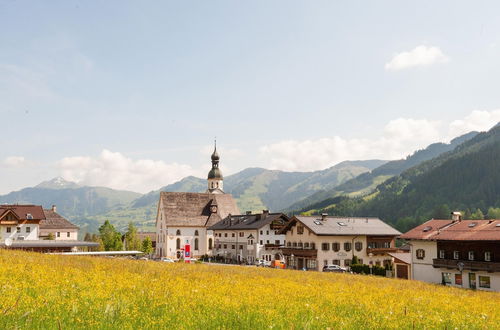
<box><xmin>259</xmin><ymin>110</ymin><xmax>500</xmax><ymax>172</ymax></box>
<box><xmin>385</xmin><ymin>45</ymin><xmax>449</xmax><ymax>71</ymax></box>
<box><xmin>58</xmin><ymin>149</ymin><xmax>199</xmax><ymax>193</ymax></box>
<box><xmin>448</xmin><ymin>110</ymin><xmax>500</xmax><ymax>138</ymax></box>
<box><xmin>2</xmin><ymin>156</ymin><xmax>26</xmax><ymax>168</ymax></box>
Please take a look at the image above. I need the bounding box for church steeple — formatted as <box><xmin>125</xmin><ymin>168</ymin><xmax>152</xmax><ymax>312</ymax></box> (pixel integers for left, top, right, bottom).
<box><xmin>207</xmin><ymin>140</ymin><xmax>224</xmax><ymax>194</ymax></box>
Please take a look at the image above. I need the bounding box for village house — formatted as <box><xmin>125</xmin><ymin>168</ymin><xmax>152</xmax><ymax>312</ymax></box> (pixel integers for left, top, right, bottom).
<box><xmin>155</xmin><ymin>144</ymin><xmax>240</xmax><ymax>259</ymax></box>
<box><xmin>208</xmin><ymin>211</ymin><xmax>290</xmax><ymax>264</ymax></box>
<box><xmin>0</xmin><ymin>204</ymin><xmax>43</xmax><ymax>241</ymax></box>
<box><xmin>0</xmin><ymin>204</ymin><xmax>97</xmax><ymax>252</ymax></box>
<box><xmin>39</xmin><ymin>205</ymin><xmax>79</xmax><ymax>240</ymax></box>
<box><xmin>280</xmin><ymin>214</ymin><xmax>402</xmax><ymax>271</ymax></box>
<box><xmin>400</xmin><ymin>212</ymin><xmax>500</xmax><ymax>291</ymax></box>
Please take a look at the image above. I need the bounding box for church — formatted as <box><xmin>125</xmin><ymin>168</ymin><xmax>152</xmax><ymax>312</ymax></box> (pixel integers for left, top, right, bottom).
<box><xmin>155</xmin><ymin>144</ymin><xmax>240</xmax><ymax>259</ymax></box>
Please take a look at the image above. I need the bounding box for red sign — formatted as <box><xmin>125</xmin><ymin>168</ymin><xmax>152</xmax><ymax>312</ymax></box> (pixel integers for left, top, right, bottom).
<box><xmin>184</xmin><ymin>244</ymin><xmax>191</xmax><ymax>263</ymax></box>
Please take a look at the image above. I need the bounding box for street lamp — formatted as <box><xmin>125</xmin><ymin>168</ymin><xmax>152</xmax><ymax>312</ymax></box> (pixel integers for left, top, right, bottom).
<box><xmin>291</xmin><ymin>254</ymin><xmax>295</xmax><ymax>270</ymax></box>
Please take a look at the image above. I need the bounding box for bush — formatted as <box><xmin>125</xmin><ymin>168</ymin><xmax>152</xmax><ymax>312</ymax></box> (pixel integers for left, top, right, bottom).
<box><xmin>351</xmin><ymin>264</ymin><xmax>386</xmax><ymax>276</ymax></box>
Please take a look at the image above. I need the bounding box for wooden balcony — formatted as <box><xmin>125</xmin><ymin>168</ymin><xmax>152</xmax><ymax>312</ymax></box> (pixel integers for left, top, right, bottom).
<box><xmin>281</xmin><ymin>248</ymin><xmax>317</xmax><ymax>257</ymax></box>
<box><xmin>433</xmin><ymin>258</ymin><xmax>500</xmax><ymax>273</ymax></box>
<box><xmin>264</xmin><ymin>244</ymin><xmax>283</xmax><ymax>250</ymax></box>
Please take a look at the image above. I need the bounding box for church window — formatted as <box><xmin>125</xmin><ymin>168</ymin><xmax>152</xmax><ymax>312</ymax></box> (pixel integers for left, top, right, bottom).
<box><xmin>194</xmin><ymin>230</ymin><xmax>199</xmax><ymax>236</ymax></box>
<box><xmin>176</xmin><ymin>229</ymin><xmax>181</xmax><ymax>236</ymax></box>
<box><xmin>208</xmin><ymin>238</ymin><xmax>213</xmax><ymax>250</ymax></box>
<box><xmin>176</xmin><ymin>238</ymin><xmax>181</xmax><ymax>250</ymax></box>
<box><xmin>194</xmin><ymin>238</ymin><xmax>199</xmax><ymax>251</ymax></box>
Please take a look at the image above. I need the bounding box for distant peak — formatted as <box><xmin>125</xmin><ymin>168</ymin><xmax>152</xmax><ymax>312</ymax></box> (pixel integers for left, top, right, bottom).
<box><xmin>35</xmin><ymin>177</ymin><xmax>80</xmax><ymax>189</ymax></box>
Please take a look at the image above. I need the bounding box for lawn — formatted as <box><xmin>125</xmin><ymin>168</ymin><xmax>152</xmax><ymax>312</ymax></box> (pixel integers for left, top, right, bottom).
<box><xmin>0</xmin><ymin>250</ymin><xmax>498</xmax><ymax>329</ymax></box>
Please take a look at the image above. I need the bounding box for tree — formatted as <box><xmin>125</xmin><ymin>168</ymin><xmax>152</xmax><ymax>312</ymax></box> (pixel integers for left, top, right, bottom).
<box><xmin>351</xmin><ymin>255</ymin><xmax>359</xmax><ymax>265</ymax></box>
<box><xmin>432</xmin><ymin>204</ymin><xmax>451</xmax><ymax>220</ymax></box>
<box><xmin>124</xmin><ymin>222</ymin><xmax>142</xmax><ymax>251</ymax></box>
<box><xmin>47</xmin><ymin>232</ymin><xmax>55</xmax><ymax>240</ymax></box>
<box><xmin>486</xmin><ymin>207</ymin><xmax>500</xmax><ymax>219</ymax></box>
<box><xmin>98</xmin><ymin>220</ymin><xmax>123</xmax><ymax>251</ymax></box>
<box><xmin>83</xmin><ymin>232</ymin><xmax>92</xmax><ymax>242</ymax></box>
<box><xmin>142</xmin><ymin>237</ymin><xmax>153</xmax><ymax>255</ymax></box>
<box><xmin>470</xmin><ymin>208</ymin><xmax>484</xmax><ymax>220</ymax></box>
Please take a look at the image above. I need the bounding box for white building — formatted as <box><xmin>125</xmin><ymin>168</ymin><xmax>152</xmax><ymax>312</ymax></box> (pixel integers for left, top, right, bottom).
<box><xmin>155</xmin><ymin>145</ymin><xmax>240</xmax><ymax>259</ymax></box>
<box><xmin>208</xmin><ymin>211</ymin><xmax>290</xmax><ymax>264</ymax></box>
<box><xmin>0</xmin><ymin>205</ymin><xmax>42</xmax><ymax>242</ymax></box>
<box><xmin>400</xmin><ymin>214</ymin><xmax>500</xmax><ymax>292</ymax></box>
<box><xmin>281</xmin><ymin>215</ymin><xmax>402</xmax><ymax>271</ymax></box>
<box><xmin>39</xmin><ymin>205</ymin><xmax>79</xmax><ymax>240</ymax></box>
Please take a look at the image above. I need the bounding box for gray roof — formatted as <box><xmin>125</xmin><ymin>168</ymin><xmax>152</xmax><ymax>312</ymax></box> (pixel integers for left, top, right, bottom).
<box><xmin>289</xmin><ymin>216</ymin><xmax>401</xmax><ymax>236</ymax></box>
<box><xmin>158</xmin><ymin>192</ymin><xmax>240</xmax><ymax>227</ymax></box>
<box><xmin>40</xmin><ymin>209</ymin><xmax>79</xmax><ymax>230</ymax></box>
<box><xmin>208</xmin><ymin>213</ymin><xmax>289</xmax><ymax>231</ymax></box>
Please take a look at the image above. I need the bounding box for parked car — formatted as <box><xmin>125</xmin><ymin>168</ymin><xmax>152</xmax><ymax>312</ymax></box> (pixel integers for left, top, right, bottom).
<box><xmin>161</xmin><ymin>257</ymin><xmax>175</xmax><ymax>263</ymax></box>
<box><xmin>256</xmin><ymin>259</ymin><xmax>271</xmax><ymax>267</ymax></box>
<box><xmin>322</xmin><ymin>265</ymin><xmax>348</xmax><ymax>273</ymax></box>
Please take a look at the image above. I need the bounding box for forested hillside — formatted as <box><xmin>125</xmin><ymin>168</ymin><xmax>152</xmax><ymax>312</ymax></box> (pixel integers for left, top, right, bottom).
<box><xmin>285</xmin><ymin>132</ymin><xmax>477</xmax><ymax>212</ymax></box>
<box><xmin>296</xmin><ymin>125</ymin><xmax>500</xmax><ymax>232</ymax></box>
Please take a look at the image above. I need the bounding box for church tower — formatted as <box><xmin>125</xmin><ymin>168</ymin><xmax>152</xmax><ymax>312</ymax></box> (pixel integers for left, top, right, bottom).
<box><xmin>207</xmin><ymin>141</ymin><xmax>224</xmax><ymax>194</ymax></box>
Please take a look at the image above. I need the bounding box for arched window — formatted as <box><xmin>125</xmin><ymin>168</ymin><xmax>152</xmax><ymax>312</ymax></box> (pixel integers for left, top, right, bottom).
<box><xmin>194</xmin><ymin>238</ymin><xmax>199</xmax><ymax>251</ymax></box>
<box><xmin>208</xmin><ymin>238</ymin><xmax>213</xmax><ymax>250</ymax></box>
<box><xmin>176</xmin><ymin>229</ymin><xmax>181</xmax><ymax>236</ymax></box>
<box><xmin>194</xmin><ymin>230</ymin><xmax>199</xmax><ymax>236</ymax></box>
<box><xmin>176</xmin><ymin>238</ymin><xmax>181</xmax><ymax>250</ymax></box>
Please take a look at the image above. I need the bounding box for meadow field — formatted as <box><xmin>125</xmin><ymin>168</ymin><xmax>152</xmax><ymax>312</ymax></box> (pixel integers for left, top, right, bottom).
<box><xmin>0</xmin><ymin>250</ymin><xmax>499</xmax><ymax>329</ymax></box>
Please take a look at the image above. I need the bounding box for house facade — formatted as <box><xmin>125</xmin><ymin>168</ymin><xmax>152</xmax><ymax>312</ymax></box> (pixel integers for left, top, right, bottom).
<box><xmin>39</xmin><ymin>205</ymin><xmax>79</xmax><ymax>240</ymax></box>
<box><xmin>400</xmin><ymin>214</ymin><xmax>500</xmax><ymax>291</ymax></box>
<box><xmin>208</xmin><ymin>211</ymin><xmax>290</xmax><ymax>264</ymax></box>
<box><xmin>280</xmin><ymin>215</ymin><xmax>402</xmax><ymax>271</ymax></box>
<box><xmin>0</xmin><ymin>205</ymin><xmax>43</xmax><ymax>242</ymax></box>
<box><xmin>155</xmin><ymin>145</ymin><xmax>240</xmax><ymax>259</ymax></box>
<box><xmin>0</xmin><ymin>204</ymin><xmax>97</xmax><ymax>252</ymax></box>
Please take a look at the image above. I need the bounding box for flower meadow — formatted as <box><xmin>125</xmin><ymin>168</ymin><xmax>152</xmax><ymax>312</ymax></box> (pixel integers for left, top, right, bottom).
<box><xmin>0</xmin><ymin>250</ymin><xmax>499</xmax><ymax>329</ymax></box>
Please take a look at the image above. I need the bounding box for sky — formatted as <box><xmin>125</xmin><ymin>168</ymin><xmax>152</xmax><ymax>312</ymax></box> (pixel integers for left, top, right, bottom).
<box><xmin>1</xmin><ymin>1</ymin><xmax>500</xmax><ymax>194</ymax></box>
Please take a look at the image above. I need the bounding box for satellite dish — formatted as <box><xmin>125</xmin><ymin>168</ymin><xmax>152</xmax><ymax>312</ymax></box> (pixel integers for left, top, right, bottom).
<box><xmin>4</xmin><ymin>238</ymin><xmax>13</xmax><ymax>247</ymax></box>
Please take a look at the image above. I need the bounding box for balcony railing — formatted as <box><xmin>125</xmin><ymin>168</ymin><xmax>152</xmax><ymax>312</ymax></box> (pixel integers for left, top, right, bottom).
<box><xmin>433</xmin><ymin>258</ymin><xmax>500</xmax><ymax>272</ymax></box>
<box><xmin>264</xmin><ymin>244</ymin><xmax>284</xmax><ymax>250</ymax></box>
<box><xmin>281</xmin><ymin>247</ymin><xmax>317</xmax><ymax>257</ymax></box>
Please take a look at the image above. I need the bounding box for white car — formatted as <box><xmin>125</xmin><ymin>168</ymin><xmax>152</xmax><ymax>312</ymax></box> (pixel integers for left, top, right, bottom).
<box><xmin>322</xmin><ymin>265</ymin><xmax>348</xmax><ymax>273</ymax></box>
<box><xmin>161</xmin><ymin>257</ymin><xmax>175</xmax><ymax>263</ymax></box>
<box><xmin>256</xmin><ymin>259</ymin><xmax>271</xmax><ymax>267</ymax></box>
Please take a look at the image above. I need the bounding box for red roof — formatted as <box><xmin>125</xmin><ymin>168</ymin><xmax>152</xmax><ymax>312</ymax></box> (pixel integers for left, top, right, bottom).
<box><xmin>400</xmin><ymin>219</ymin><xmax>500</xmax><ymax>241</ymax></box>
<box><xmin>0</xmin><ymin>205</ymin><xmax>46</xmax><ymax>221</ymax></box>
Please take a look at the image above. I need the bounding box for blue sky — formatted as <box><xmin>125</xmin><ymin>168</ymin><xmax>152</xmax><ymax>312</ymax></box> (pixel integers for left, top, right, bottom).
<box><xmin>1</xmin><ymin>1</ymin><xmax>500</xmax><ymax>193</ymax></box>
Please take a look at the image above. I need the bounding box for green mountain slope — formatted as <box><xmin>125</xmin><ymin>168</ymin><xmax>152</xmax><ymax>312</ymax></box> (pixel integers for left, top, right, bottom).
<box><xmin>0</xmin><ymin>160</ymin><xmax>385</xmax><ymax>234</ymax></box>
<box><xmin>285</xmin><ymin>132</ymin><xmax>477</xmax><ymax>212</ymax></box>
<box><xmin>131</xmin><ymin>160</ymin><xmax>386</xmax><ymax>215</ymax></box>
<box><xmin>296</xmin><ymin>125</ymin><xmax>500</xmax><ymax>232</ymax></box>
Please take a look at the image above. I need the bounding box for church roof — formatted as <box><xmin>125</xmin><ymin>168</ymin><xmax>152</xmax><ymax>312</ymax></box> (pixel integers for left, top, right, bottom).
<box><xmin>157</xmin><ymin>192</ymin><xmax>240</xmax><ymax>227</ymax></box>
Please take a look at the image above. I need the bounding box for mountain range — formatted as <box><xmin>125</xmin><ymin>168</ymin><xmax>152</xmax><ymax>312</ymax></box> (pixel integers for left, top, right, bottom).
<box><xmin>0</xmin><ymin>160</ymin><xmax>386</xmax><ymax>234</ymax></box>
<box><xmin>294</xmin><ymin>125</ymin><xmax>500</xmax><ymax>232</ymax></box>
<box><xmin>1</xmin><ymin>126</ymin><xmax>496</xmax><ymax>235</ymax></box>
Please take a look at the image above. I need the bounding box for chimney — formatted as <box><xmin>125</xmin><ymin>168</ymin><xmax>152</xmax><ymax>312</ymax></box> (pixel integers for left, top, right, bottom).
<box><xmin>262</xmin><ymin>210</ymin><xmax>269</xmax><ymax>218</ymax></box>
<box><xmin>246</xmin><ymin>211</ymin><xmax>252</xmax><ymax>215</ymax></box>
<box><xmin>51</xmin><ymin>205</ymin><xmax>57</xmax><ymax>212</ymax></box>
<box><xmin>451</xmin><ymin>211</ymin><xmax>462</xmax><ymax>221</ymax></box>
<box><xmin>321</xmin><ymin>213</ymin><xmax>328</xmax><ymax>221</ymax></box>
